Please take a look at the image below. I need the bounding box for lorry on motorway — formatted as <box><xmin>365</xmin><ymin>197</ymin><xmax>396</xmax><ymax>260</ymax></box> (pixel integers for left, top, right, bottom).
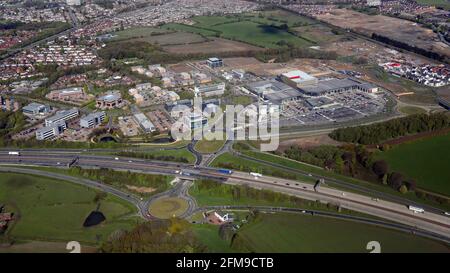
<box><xmin>218</xmin><ymin>169</ymin><xmax>233</xmax><ymax>175</ymax></box>
<box><xmin>408</xmin><ymin>205</ymin><xmax>425</xmax><ymax>213</ymax></box>
<box><xmin>250</xmin><ymin>172</ymin><xmax>262</xmax><ymax>179</ymax></box>
<box><xmin>8</xmin><ymin>152</ymin><xmax>20</xmax><ymax>156</ymax></box>
<box><xmin>180</xmin><ymin>169</ymin><xmax>200</xmax><ymax>176</ymax></box>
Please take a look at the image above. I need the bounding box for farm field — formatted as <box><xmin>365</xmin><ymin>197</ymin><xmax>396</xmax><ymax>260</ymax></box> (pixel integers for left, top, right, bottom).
<box><xmin>0</xmin><ymin>172</ymin><xmax>139</xmax><ymax>245</ymax></box>
<box><xmin>416</xmin><ymin>0</ymin><xmax>450</xmax><ymax>10</ymax></box>
<box><xmin>112</xmin><ymin>27</ymin><xmax>207</xmax><ymax>45</ymax></box>
<box><xmin>112</xmin><ymin>27</ymin><xmax>168</xmax><ymax>40</ymax></box>
<box><xmin>191</xmin><ymin>224</ymin><xmax>234</xmax><ymax>253</ymax></box>
<box><xmin>163</xmin><ymin>38</ymin><xmax>263</xmax><ymax>54</ymax></box>
<box><xmin>162</xmin><ymin>11</ymin><xmax>317</xmax><ymax>49</ymax></box>
<box><xmin>232</xmin><ymin>213</ymin><xmax>450</xmax><ymax>253</ymax></box>
<box><xmin>0</xmin><ymin>241</ymin><xmax>97</xmax><ymax>253</ymax></box>
<box><xmin>375</xmin><ymin>132</ymin><xmax>450</xmax><ymax>195</ymax></box>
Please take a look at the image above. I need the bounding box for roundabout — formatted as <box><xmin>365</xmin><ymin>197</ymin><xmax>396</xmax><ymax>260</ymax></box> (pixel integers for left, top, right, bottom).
<box><xmin>148</xmin><ymin>197</ymin><xmax>190</xmax><ymax>219</ymax></box>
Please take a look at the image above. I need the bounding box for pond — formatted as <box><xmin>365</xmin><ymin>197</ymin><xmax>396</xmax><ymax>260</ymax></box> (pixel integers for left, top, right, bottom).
<box><xmin>99</xmin><ymin>136</ymin><xmax>117</xmax><ymax>142</ymax></box>
<box><xmin>83</xmin><ymin>211</ymin><xmax>106</xmax><ymax>227</ymax></box>
<box><xmin>151</xmin><ymin>137</ymin><xmax>174</xmax><ymax>144</ymax></box>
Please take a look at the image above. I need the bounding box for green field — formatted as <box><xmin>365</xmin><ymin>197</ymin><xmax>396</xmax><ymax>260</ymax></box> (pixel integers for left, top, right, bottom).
<box><xmin>0</xmin><ymin>173</ymin><xmax>139</xmax><ymax>245</ymax></box>
<box><xmin>162</xmin><ymin>11</ymin><xmax>316</xmax><ymax>49</ymax></box>
<box><xmin>416</xmin><ymin>0</ymin><xmax>450</xmax><ymax>10</ymax></box>
<box><xmin>112</xmin><ymin>27</ymin><xmax>168</xmax><ymax>40</ymax></box>
<box><xmin>191</xmin><ymin>224</ymin><xmax>234</xmax><ymax>253</ymax></box>
<box><xmin>232</xmin><ymin>213</ymin><xmax>449</xmax><ymax>253</ymax></box>
<box><xmin>376</xmin><ymin>132</ymin><xmax>450</xmax><ymax>195</ymax></box>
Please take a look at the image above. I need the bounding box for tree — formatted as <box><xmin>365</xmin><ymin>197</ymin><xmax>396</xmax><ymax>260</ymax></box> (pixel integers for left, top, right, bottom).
<box><xmin>372</xmin><ymin>160</ymin><xmax>389</xmax><ymax>178</ymax></box>
<box><xmin>388</xmin><ymin>172</ymin><xmax>404</xmax><ymax>190</ymax></box>
<box><xmin>399</xmin><ymin>184</ymin><xmax>408</xmax><ymax>194</ymax></box>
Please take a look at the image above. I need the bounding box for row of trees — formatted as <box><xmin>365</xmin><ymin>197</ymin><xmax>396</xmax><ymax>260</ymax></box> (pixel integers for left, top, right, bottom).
<box><xmin>68</xmin><ymin>167</ymin><xmax>170</xmax><ymax>194</ymax></box>
<box><xmin>99</xmin><ymin>218</ymin><xmax>206</xmax><ymax>253</ymax></box>
<box><xmin>117</xmin><ymin>151</ymin><xmax>190</xmax><ymax>163</ymax></box>
<box><xmin>329</xmin><ymin>113</ymin><xmax>450</xmax><ymax>145</ymax></box>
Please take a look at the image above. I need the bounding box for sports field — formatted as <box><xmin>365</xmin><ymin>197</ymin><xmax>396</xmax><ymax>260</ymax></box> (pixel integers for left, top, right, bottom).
<box><xmin>232</xmin><ymin>213</ymin><xmax>449</xmax><ymax>253</ymax></box>
<box><xmin>0</xmin><ymin>172</ymin><xmax>138</xmax><ymax>245</ymax></box>
<box><xmin>376</xmin><ymin>132</ymin><xmax>450</xmax><ymax>195</ymax></box>
<box><xmin>148</xmin><ymin>197</ymin><xmax>189</xmax><ymax>219</ymax></box>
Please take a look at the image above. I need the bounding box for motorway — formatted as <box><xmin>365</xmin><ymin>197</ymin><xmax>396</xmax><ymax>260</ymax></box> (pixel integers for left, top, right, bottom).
<box><xmin>0</xmin><ymin>151</ymin><xmax>449</xmax><ymax>239</ymax></box>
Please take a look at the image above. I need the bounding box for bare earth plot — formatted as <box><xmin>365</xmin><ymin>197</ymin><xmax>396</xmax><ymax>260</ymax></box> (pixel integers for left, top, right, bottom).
<box><xmin>316</xmin><ymin>8</ymin><xmax>450</xmax><ymax>59</ymax></box>
<box><xmin>163</xmin><ymin>38</ymin><xmax>263</xmax><ymax>54</ymax></box>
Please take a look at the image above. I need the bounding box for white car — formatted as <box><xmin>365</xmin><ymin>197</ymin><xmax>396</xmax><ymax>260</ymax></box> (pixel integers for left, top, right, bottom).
<box><xmin>444</xmin><ymin>212</ymin><xmax>450</xmax><ymax>216</ymax></box>
<box><xmin>114</xmin><ymin>157</ymin><xmax>119</xmax><ymax>161</ymax></box>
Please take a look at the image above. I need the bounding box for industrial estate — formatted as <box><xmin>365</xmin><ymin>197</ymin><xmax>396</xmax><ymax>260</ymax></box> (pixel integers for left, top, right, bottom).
<box><xmin>0</xmin><ymin>0</ymin><xmax>449</xmax><ymax>255</ymax></box>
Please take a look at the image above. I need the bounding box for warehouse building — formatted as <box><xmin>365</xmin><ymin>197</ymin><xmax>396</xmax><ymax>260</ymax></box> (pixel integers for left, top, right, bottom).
<box><xmin>246</xmin><ymin>80</ymin><xmax>303</xmax><ymax>108</ymax></box>
<box><xmin>299</xmin><ymin>78</ymin><xmax>379</xmax><ymax>97</ymax></box>
<box><xmin>80</xmin><ymin>111</ymin><xmax>106</xmax><ymax>128</ymax></box>
<box><xmin>280</xmin><ymin>70</ymin><xmax>318</xmax><ymax>89</ymax></box>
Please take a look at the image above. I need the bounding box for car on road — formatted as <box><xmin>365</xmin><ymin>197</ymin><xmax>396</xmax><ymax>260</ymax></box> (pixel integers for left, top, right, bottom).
<box><xmin>114</xmin><ymin>157</ymin><xmax>119</xmax><ymax>160</ymax></box>
<box><xmin>128</xmin><ymin>160</ymin><xmax>133</xmax><ymax>163</ymax></box>
<box><xmin>444</xmin><ymin>212</ymin><xmax>450</xmax><ymax>216</ymax></box>
<box><xmin>371</xmin><ymin>198</ymin><xmax>379</xmax><ymax>202</ymax></box>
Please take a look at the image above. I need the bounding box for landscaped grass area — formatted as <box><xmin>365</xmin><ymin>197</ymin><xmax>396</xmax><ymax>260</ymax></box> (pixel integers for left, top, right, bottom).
<box><xmin>230</xmin><ymin>95</ymin><xmax>254</xmax><ymax>106</ymax></box>
<box><xmin>375</xmin><ymin>132</ymin><xmax>450</xmax><ymax>195</ymax></box>
<box><xmin>148</xmin><ymin>197</ymin><xmax>189</xmax><ymax>219</ymax></box>
<box><xmin>0</xmin><ymin>172</ymin><xmax>139</xmax><ymax>245</ymax></box>
<box><xmin>398</xmin><ymin>106</ymin><xmax>427</xmax><ymax>115</ymax></box>
<box><xmin>232</xmin><ymin>213</ymin><xmax>449</xmax><ymax>253</ymax></box>
<box><xmin>194</xmin><ymin>134</ymin><xmax>226</xmax><ymax>154</ymax></box>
